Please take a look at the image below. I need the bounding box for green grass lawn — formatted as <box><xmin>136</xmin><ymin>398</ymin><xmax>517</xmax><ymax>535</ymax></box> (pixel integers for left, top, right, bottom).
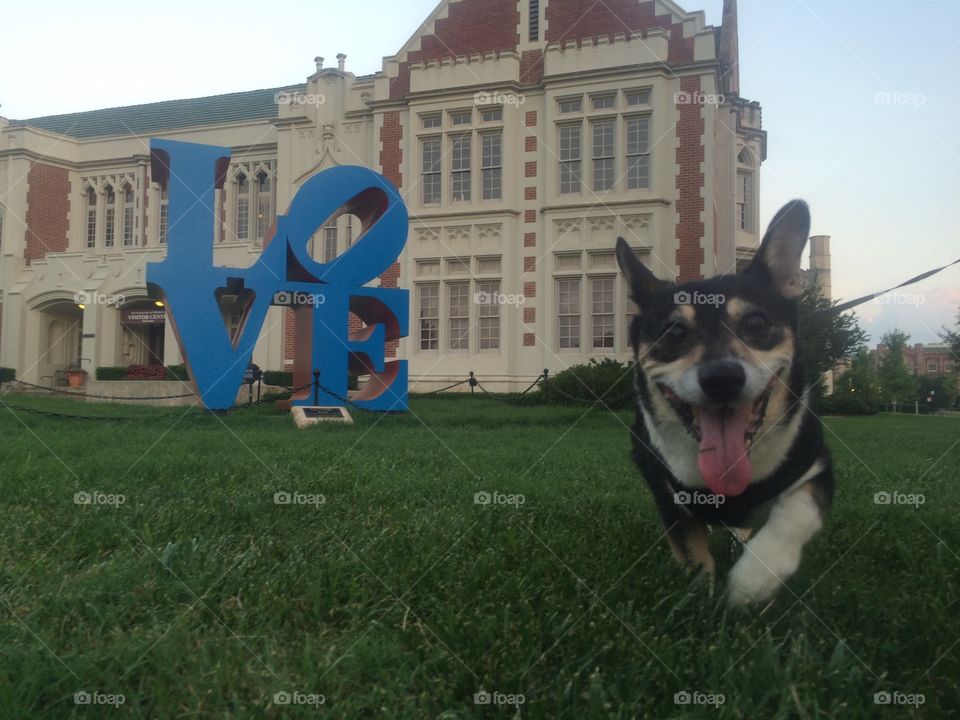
<box><xmin>1</xmin><ymin>395</ymin><xmax>958</xmax><ymax>718</ymax></box>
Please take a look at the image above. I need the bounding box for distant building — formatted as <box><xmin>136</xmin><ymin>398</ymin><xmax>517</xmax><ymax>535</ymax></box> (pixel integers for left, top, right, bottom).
<box><xmin>0</xmin><ymin>0</ymin><xmax>767</xmax><ymax>390</ymax></box>
<box><xmin>875</xmin><ymin>342</ymin><xmax>957</xmax><ymax>377</ymax></box>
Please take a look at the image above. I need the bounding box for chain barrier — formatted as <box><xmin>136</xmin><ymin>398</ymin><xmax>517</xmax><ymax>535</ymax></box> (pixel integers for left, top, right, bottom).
<box><xmin>474</xmin><ymin>372</ymin><xmax>545</xmax><ymax>403</ymax></box>
<box><xmin>1</xmin><ymin>368</ymin><xmax>622</xmax><ymax>422</ymax></box>
<box><xmin>420</xmin><ymin>378</ymin><xmax>471</xmax><ymax>395</ymax></box>
<box><xmin>11</xmin><ymin>378</ymin><xmax>197</xmax><ymax>401</ymax></box>
<box><xmin>0</xmin><ymin>399</ymin><xmax>126</xmax><ymax>422</ymax></box>
<box><xmin>0</xmin><ymin>381</ymin><xmax>317</xmax><ymax>423</ymax></box>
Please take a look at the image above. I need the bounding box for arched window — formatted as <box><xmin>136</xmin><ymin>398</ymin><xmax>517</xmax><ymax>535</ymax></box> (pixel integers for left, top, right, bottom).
<box><xmin>256</xmin><ymin>170</ymin><xmax>273</xmax><ymax>242</ymax></box>
<box><xmin>104</xmin><ymin>185</ymin><xmax>116</xmax><ymax>247</ymax></box>
<box><xmin>737</xmin><ymin>147</ymin><xmax>754</xmax><ymax>167</ymax></box>
<box><xmin>122</xmin><ymin>185</ymin><xmax>135</xmax><ymax>247</ymax></box>
<box><xmin>235</xmin><ymin>174</ymin><xmax>249</xmax><ymax>241</ymax></box>
<box><xmin>85</xmin><ymin>188</ymin><xmax>97</xmax><ymax>248</ymax></box>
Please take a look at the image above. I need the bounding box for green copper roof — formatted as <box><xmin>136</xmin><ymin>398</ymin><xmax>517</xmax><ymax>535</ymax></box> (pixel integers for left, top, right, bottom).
<box><xmin>9</xmin><ymin>85</ymin><xmax>304</xmax><ymax>140</ymax></box>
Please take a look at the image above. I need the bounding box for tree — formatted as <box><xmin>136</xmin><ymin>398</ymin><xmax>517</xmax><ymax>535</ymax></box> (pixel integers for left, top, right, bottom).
<box><xmin>941</xmin><ymin>308</ymin><xmax>960</xmax><ymax>367</ymax></box>
<box><xmin>834</xmin><ymin>346</ymin><xmax>880</xmax><ymax>407</ymax></box>
<box><xmin>918</xmin><ymin>376</ymin><xmax>955</xmax><ymax>413</ymax></box>
<box><xmin>877</xmin><ymin>329</ymin><xmax>918</xmax><ymax>405</ymax></box>
<box><xmin>797</xmin><ymin>278</ymin><xmax>869</xmax><ymax>396</ymax></box>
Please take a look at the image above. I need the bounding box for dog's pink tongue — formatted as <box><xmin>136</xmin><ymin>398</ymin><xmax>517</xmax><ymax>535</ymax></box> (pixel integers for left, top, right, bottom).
<box><xmin>697</xmin><ymin>404</ymin><xmax>753</xmax><ymax>496</ymax></box>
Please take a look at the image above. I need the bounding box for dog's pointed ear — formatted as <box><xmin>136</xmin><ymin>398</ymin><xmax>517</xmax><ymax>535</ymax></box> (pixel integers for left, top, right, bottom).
<box><xmin>616</xmin><ymin>237</ymin><xmax>666</xmax><ymax>305</ymax></box>
<box><xmin>744</xmin><ymin>200</ymin><xmax>810</xmax><ymax>298</ymax></box>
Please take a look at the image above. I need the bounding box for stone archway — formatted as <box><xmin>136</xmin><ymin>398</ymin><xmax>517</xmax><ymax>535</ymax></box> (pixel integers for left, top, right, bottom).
<box><xmin>118</xmin><ymin>300</ymin><xmax>166</xmax><ymax>366</ymax></box>
<box><xmin>36</xmin><ymin>300</ymin><xmax>82</xmax><ymax>385</ymax></box>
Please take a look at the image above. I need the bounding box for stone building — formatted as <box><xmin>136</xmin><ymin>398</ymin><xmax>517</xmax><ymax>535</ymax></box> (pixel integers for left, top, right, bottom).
<box><xmin>0</xmin><ymin>0</ymin><xmax>766</xmax><ymax>390</ymax></box>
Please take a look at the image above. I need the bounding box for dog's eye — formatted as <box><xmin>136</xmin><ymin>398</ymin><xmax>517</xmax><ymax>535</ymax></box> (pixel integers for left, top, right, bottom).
<box><xmin>658</xmin><ymin>321</ymin><xmax>688</xmax><ymax>345</ymax></box>
<box><xmin>741</xmin><ymin>311</ymin><xmax>770</xmax><ymax>335</ymax></box>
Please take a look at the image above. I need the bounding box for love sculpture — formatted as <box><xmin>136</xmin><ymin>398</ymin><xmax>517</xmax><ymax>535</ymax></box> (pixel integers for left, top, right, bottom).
<box><xmin>146</xmin><ymin>139</ymin><xmax>409</xmax><ymax>412</ymax></box>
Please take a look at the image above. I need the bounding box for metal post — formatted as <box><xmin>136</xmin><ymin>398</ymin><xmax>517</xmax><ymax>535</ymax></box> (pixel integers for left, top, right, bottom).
<box><xmin>468</xmin><ymin>371</ymin><xmax>477</xmax><ymax>394</ymax></box>
<box><xmin>313</xmin><ymin>369</ymin><xmax>321</xmax><ymax>406</ymax></box>
<box><xmin>543</xmin><ymin>368</ymin><xmax>549</xmax><ymax>389</ymax></box>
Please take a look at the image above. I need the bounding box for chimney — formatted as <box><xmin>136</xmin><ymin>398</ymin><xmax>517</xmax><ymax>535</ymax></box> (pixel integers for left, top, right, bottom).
<box><xmin>337</xmin><ymin>53</ymin><xmax>346</xmax><ymax>71</ymax></box>
<box><xmin>809</xmin><ymin>235</ymin><xmax>831</xmax><ymax>299</ymax></box>
<box><xmin>719</xmin><ymin>0</ymin><xmax>739</xmax><ymax>96</ymax></box>
<box><xmin>314</xmin><ymin>56</ymin><xmax>324</xmax><ymax>72</ymax></box>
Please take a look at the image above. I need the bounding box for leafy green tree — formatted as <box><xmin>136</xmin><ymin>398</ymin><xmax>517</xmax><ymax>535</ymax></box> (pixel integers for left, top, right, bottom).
<box><xmin>797</xmin><ymin>278</ymin><xmax>869</xmax><ymax>397</ymax></box>
<box><xmin>918</xmin><ymin>376</ymin><xmax>954</xmax><ymax>412</ymax></box>
<box><xmin>877</xmin><ymin>329</ymin><xmax>918</xmax><ymax>405</ymax></box>
<box><xmin>941</xmin><ymin>308</ymin><xmax>960</xmax><ymax>368</ymax></box>
<box><xmin>834</xmin><ymin>346</ymin><xmax>880</xmax><ymax>407</ymax></box>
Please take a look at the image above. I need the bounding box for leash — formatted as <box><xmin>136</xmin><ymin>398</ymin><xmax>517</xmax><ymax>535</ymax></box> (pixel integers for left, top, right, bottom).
<box><xmin>814</xmin><ymin>255</ymin><xmax>960</xmax><ymax>317</ymax></box>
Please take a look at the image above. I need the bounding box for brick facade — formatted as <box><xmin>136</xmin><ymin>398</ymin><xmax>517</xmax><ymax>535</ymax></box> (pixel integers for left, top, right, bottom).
<box><xmin>24</xmin><ymin>163</ymin><xmax>70</xmax><ymax>264</ymax></box>
<box><xmin>389</xmin><ymin>0</ymin><xmax>520</xmax><ymax>100</ymax></box>
<box><xmin>544</xmin><ymin>0</ymin><xmax>694</xmax><ymax>65</ymax></box>
<box><xmin>519</xmin><ymin>49</ymin><xmax>545</xmax><ymax>86</ymax></box>
<box><xmin>379</xmin><ymin>111</ymin><xmax>403</xmax><ymax>190</ymax></box>
<box><xmin>674</xmin><ymin>76</ymin><xmax>706</xmax><ymax>282</ymax></box>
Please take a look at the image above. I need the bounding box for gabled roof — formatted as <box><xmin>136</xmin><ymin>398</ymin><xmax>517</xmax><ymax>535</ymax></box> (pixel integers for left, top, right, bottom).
<box><xmin>8</xmin><ymin>85</ymin><xmax>303</xmax><ymax>140</ymax></box>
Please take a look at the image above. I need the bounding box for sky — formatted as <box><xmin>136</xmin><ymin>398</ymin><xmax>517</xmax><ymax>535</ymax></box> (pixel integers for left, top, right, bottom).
<box><xmin>1</xmin><ymin>0</ymin><xmax>957</xmax><ymax>344</ymax></box>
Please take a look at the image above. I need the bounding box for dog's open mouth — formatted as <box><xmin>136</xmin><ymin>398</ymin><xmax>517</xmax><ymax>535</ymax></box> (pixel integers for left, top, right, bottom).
<box><xmin>658</xmin><ymin>378</ymin><xmax>776</xmax><ymax>497</ymax></box>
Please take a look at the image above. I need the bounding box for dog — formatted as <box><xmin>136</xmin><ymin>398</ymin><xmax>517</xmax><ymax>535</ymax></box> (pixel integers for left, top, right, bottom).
<box><xmin>615</xmin><ymin>200</ymin><xmax>833</xmax><ymax>605</ymax></box>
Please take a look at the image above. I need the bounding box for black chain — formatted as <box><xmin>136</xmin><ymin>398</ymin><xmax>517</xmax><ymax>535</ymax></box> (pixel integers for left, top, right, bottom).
<box><xmin>0</xmin><ymin>381</ymin><xmax>318</xmax><ymax>422</ymax></box>
<box><xmin>420</xmin><ymin>378</ymin><xmax>470</xmax><ymax>395</ymax></box>
<box><xmin>12</xmin><ymin>379</ymin><xmax>196</xmax><ymax>401</ymax></box>
<box><xmin>474</xmin><ymin>375</ymin><xmax>544</xmax><ymax>403</ymax></box>
<box><xmin>313</xmin><ymin>381</ymin><xmax>369</xmax><ymax>411</ymax></box>
<box><xmin>0</xmin><ymin>399</ymin><xmax>126</xmax><ymax>422</ymax></box>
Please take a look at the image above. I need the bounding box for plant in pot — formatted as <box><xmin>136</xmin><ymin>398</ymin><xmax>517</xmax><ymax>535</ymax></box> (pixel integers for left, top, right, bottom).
<box><xmin>65</xmin><ymin>364</ymin><xmax>88</xmax><ymax>388</ymax></box>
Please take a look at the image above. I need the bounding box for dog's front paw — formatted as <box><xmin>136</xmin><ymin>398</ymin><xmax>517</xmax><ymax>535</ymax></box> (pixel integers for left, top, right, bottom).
<box><xmin>726</xmin><ymin>538</ymin><xmax>799</xmax><ymax>606</ymax></box>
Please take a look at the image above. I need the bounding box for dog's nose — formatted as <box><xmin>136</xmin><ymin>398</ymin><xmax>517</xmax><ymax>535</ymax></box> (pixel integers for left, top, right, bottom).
<box><xmin>698</xmin><ymin>360</ymin><xmax>746</xmax><ymax>404</ymax></box>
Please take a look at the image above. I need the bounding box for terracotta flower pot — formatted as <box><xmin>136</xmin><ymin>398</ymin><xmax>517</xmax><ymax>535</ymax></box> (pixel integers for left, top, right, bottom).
<box><xmin>66</xmin><ymin>372</ymin><xmax>87</xmax><ymax>388</ymax></box>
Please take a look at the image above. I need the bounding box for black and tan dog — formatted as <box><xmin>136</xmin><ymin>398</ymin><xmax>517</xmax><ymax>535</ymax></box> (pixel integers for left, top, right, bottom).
<box><xmin>615</xmin><ymin>200</ymin><xmax>833</xmax><ymax>605</ymax></box>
